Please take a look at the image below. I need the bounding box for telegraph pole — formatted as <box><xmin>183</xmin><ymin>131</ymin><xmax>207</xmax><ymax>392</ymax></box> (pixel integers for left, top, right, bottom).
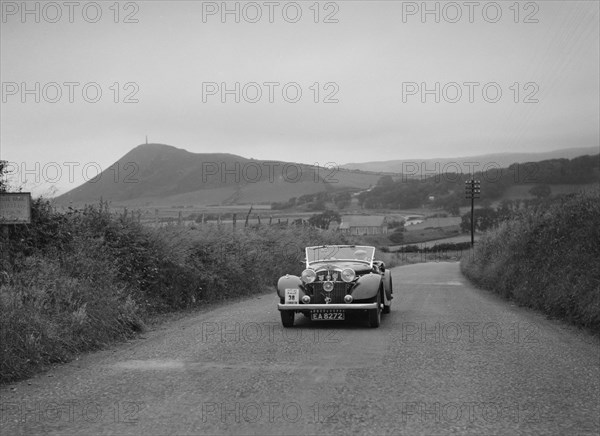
<box><xmin>465</xmin><ymin>179</ymin><xmax>481</xmax><ymax>246</ymax></box>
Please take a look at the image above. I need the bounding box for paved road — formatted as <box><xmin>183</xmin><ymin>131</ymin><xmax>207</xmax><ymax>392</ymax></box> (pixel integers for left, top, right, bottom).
<box><xmin>1</xmin><ymin>263</ymin><xmax>599</xmax><ymax>435</ymax></box>
<box><xmin>389</xmin><ymin>234</ymin><xmax>480</xmax><ymax>251</ymax></box>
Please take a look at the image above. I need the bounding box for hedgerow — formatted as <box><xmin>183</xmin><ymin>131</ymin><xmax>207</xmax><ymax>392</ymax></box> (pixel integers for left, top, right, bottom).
<box><xmin>0</xmin><ymin>200</ymin><xmax>344</xmax><ymax>383</ymax></box>
<box><xmin>461</xmin><ymin>190</ymin><xmax>600</xmax><ymax>333</ymax></box>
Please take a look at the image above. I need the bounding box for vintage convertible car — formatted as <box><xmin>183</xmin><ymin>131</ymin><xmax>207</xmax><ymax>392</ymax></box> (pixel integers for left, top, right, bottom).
<box><xmin>276</xmin><ymin>245</ymin><xmax>393</xmax><ymax>328</ymax></box>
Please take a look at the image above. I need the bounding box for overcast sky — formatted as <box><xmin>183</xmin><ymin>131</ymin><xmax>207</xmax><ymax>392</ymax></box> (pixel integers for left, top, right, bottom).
<box><xmin>1</xmin><ymin>1</ymin><xmax>598</xmax><ymax>195</ymax></box>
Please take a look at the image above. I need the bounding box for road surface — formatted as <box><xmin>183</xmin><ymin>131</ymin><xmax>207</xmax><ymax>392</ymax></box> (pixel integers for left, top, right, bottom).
<box><xmin>389</xmin><ymin>233</ymin><xmax>479</xmax><ymax>251</ymax></box>
<box><xmin>1</xmin><ymin>262</ymin><xmax>598</xmax><ymax>435</ymax></box>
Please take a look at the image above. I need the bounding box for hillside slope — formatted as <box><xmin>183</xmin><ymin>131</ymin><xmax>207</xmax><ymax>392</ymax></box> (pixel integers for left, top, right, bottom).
<box><xmin>55</xmin><ymin>144</ymin><xmax>383</xmax><ymax>206</ymax></box>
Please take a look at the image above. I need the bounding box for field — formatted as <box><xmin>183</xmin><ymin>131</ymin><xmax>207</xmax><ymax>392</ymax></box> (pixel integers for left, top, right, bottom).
<box><xmin>61</xmin><ymin>179</ymin><xmax>597</xmax><ymax>237</ymax></box>
<box><xmin>403</xmin><ymin>216</ymin><xmax>461</xmax><ymax>230</ymax></box>
<box><xmin>91</xmin><ymin>206</ymin><xmax>468</xmax><ymax>248</ymax></box>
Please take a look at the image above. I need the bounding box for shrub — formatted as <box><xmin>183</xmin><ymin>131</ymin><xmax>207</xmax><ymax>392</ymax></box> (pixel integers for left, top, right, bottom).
<box><xmin>461</xmin><ymin>191</ymin><xmax>600</xmax><ymax>333</ymax></box>
<box><xmin>388</xmin><ymin>229</ymin><xmax>404</xmax><ymax>244</ymax></box>
<box><xmin>0</xmin><ymin>247</ymin><xmax>143</xmax><ymax>382</ymax></box>
<box><xmin>0</xmin><ymin>199</ymin><xmax>346</xmax><ymax>382</ymax></box>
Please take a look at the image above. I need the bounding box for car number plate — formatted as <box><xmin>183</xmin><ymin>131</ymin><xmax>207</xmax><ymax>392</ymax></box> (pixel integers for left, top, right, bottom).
<box><xmin>285</xmin><ymin>289</ymin><xmax>299</xmax><ymax>304</ymax></box>
<box><xmin>311</xmin><ymin>310</ymin><xmax>345</xmax><ymax>321</ymax></box>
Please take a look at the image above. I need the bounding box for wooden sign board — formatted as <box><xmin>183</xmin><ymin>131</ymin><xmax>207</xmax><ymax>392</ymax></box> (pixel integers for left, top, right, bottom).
<box><xmin>0</xmin><ymin>193</ymin><xmax>32</xmax><ymax>224</ymax></box>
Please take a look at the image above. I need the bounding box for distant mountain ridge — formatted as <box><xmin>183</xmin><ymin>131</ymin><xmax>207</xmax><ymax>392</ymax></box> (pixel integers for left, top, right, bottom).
<box><xmin>342</xmin><ymin>147</ymin><xmax>600</xmax><ymax>173</ymax></box>
<box><xmin>55</xmin><ymin>144</ymin><xmax>599</xmax><ymax>207</ymax></box>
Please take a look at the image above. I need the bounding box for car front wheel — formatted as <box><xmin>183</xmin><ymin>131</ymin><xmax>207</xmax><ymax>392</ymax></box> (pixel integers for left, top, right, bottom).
<box><xmin>281</xmin><ymin>311</ymin><xmax>295</xmax><ymax>327</ymax></box>
<box><xmin>368</xmin><ymin>292</ymin><xmax>381</xmax><ymax>328</ymax></box>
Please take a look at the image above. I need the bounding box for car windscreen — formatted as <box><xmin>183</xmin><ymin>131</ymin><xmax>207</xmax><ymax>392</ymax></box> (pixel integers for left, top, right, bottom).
<box><xmin>306</xmin><ymin>246</ymin><xmax>375</xmax><ymax>264</ymax></box>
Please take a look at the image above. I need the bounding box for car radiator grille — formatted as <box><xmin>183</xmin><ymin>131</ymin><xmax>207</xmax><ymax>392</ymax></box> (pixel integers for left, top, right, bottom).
<box><xmin>311</xmin><ymin>282</ymin><xmax>348</xmax><ymax>304</ymax></box>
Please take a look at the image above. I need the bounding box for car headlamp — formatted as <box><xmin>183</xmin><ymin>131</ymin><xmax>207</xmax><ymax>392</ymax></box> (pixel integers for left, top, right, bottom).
<box><xmin>301</xmin><ymin>269</ymin><xmax>316</xmax><ymax>284</ymax></box>
<box><xmin>341</xmin><ymin>268</ymin><xmax>356</xmax><ymax>282</ymax></box>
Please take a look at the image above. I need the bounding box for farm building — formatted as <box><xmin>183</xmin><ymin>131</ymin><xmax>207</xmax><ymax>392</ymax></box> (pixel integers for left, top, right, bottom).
<box><xmin>338</xmin><ymin>215</ymin><xmax>388</xmax><ymax>235</ymax></box>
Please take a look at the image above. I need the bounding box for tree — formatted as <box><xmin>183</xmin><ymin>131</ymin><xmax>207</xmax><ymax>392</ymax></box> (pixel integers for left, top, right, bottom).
<box><xmin>529</xmin><ymin>184</ymin><xmax>551</xmax><ymax>199</ymax></box>
<box><xmin>307</xmin><ymin>199</ymin><xmax>326</xmax><ymax>211</ymax></box>
<box><xmin>388</xmin><ymin>228</ymin><xmax>405</xmax><ymax>244</ymax></box>
<box><xmin>377</xmin><ymin>175</ymin><xmax>394</xmax><ymax>187</ymax></box>
<box><xmin>497</xmin><ymin>199</ymin><xmax>517</xmax><ymax>221</ymax></box>
<box><xmin>334</xmin><ymin>192</ymin><xmax>351</xmax><ymax>209</ymax></box>
<box><xmin>387</xmin><ymin>219</ymin><xmax>405</xmax><ymax>230</ymax></box>
<box><xmin>0</xmin><ymin>160</ymin><xmax>11</xmax><ymax>193</ymax></box>
<box><xmin>460</xmin><ymin>207</ymin><xmax>500</xmax><ymax>233</ymax></box>
<box><xmin>445</xmin><ymin>204</ymin><xmax>460</xmax><ymax>217</ymax></box>
<box><xmin>308</xmin><ymin>210</ymin><xmax>341</xmax><ymax>229</ymax></box>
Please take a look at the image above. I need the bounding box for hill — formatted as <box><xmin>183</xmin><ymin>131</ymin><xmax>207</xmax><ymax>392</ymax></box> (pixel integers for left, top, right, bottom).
<box><xmin>342</xmin><ymin>147</ymin><xmax>599</xmax><ymax>174</ymax></box>
<box><xmin>355</xmin><ymin>154</ymin><xmax>599</xmax><ymax>211</ymax></box>
<box><xmin>55</xmin><ymin>144</ymin><xmax>599</xmax><ymax>209</ymax></box>
<box><xmin>55</xmin><ymin>144</ymin><xmax>384</xmax><ymax>207</ymax></box>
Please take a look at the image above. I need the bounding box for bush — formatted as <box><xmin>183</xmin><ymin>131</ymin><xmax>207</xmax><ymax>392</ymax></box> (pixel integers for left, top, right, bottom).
<box><xmin>388</xmin><ymin>229</ymin><xmax>404</xmax><ymax>244</ymax></box>
<box><xmin>461</xmin><ymin>191</ymin><xmax>600</xmax><ymax>333</ymax></box>
<box><xmin>0</xmin><ymin>200</ymin><xmax>345</xmax><ymax>382</ymax></box>
<box><xmin>0</xmin><ymin>246</ymin><xmax>143</xmax><ymax>382</ymax></box>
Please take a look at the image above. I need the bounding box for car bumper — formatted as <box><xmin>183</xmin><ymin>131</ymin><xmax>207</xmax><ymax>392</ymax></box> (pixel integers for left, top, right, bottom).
<box><xmin>278</xmin><ymin>303</ymin><xmax>378</xmax><ymax>311</ymax></box>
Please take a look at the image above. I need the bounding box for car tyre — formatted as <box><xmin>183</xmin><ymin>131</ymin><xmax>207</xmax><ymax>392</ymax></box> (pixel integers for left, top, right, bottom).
<box><xmin>383</xmin><ymin>274</ymin><xmax>392</xmax><ymax>314</ymax></box>
<box><xmin>382</xmin><ymin>301</ymin><xmax>391</xmax><ymax>314</ymax></box>
<box><xmin>281</xmin><ymin>311</ymin><xmax>295</xmax><ymax>328</ymax></box>
<box><xmin>369</xmin><ymin>292</ymin><xmax>381</xmax><ymax>328</ymax></box>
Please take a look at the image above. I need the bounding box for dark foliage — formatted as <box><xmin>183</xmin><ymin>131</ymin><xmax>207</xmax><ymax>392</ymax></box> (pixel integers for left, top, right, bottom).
<box><xmin>461</xmin><ymin>190</ymin><xmax>600</xmax><ymax>333</ymax></box>
<box><xmin>356</xmin><ymin>154</ymin><xmax>598</xmax><ymax>210</ymax></box>
<box><xmin>0</xmin><ymin>199</ymin><xmax>345</xmax><ymax>383</ymax></box>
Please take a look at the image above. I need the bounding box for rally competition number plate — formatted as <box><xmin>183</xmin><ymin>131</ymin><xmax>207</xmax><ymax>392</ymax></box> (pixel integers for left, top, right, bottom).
<box><xmin>285</xmin><ymin>289</ymin><xmax>299</xmax><ymax>304</ymax></box>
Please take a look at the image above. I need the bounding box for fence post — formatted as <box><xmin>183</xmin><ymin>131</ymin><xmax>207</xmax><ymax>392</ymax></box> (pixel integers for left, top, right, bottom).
<box><xmin>245</xmin><ymin>205</ymin><xmax>253</xmax><ymax>227</ymax></box>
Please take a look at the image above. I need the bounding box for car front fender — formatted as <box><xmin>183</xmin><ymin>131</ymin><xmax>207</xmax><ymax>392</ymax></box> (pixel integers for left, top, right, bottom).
<box><xmin>351</xmin><ymin>273</ymin><xmax>382</xmax><ymax>301</ymax></box>
<box><xmin>276</xmin><ymin>275</ymin><xmax>304</xmax><ymax>299</ymax></box>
